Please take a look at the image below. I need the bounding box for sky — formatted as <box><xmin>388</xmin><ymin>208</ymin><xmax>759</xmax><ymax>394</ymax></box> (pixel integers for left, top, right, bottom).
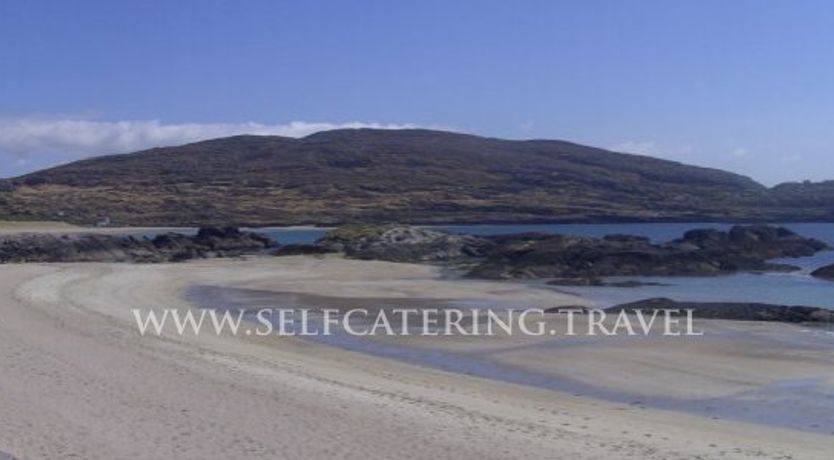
<box><xmin>1</xmin><ymin>0</ymin><xmax>833</xmax><ymax>185</ymax></box>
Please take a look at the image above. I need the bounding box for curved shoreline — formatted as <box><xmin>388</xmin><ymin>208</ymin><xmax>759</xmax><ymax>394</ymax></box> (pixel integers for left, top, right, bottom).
<box><xmin>187</xmin><ymin>284</ymin><xmax>834</xmax><ymax>434</ymax></box>
<box><xmin>2</xmin><ymin>257</ymin><xmax>833</xmax><ymax>458</ymax></box>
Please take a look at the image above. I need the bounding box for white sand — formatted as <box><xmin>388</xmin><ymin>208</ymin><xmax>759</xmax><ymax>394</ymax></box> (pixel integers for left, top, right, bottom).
<box><xmin>0</xmin><ymin>256</ymin><xmax>832</xmax><ymax>459</ymax></box>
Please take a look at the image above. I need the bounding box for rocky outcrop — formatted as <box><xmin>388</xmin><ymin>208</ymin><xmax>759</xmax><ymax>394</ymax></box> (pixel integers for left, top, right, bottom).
<box><xmin>0</xmin><ymin>227</ymin><xmax>275</xmax><ymax>263</ymax></box>
<box><xmin>609</xmin><ymin>297</ymin><xmax>834</xmax><ymax>323</ymax></box>
<box><xmin>468</xmin><ymin>225</ymin><xmax>829</xmax><ymax>279</ymax></box>
<box><xmin>316</xmin><ymin>224</ymin><xmax>494</xmax><ymax>263</ymax></box>
<box><xmin>316</xmin><ymin>224</ymin><xmax>829</xmax><ymax>278</ymax></box>
<box><xmin>546</xmin><ymin>277</ymin><xmax>667</xmax><ymax>288</ymax></box>
<box><xmin>811</xmin><ymin>264</ymin><xmax>834</xmax><ymax>281</ymax></box>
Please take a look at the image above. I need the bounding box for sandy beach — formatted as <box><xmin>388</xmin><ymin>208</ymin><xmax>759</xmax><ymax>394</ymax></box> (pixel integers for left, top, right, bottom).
<box><xmin>7</xmin><ymin>1</ymin><xmax>834</xmax><ymax>458</ymax></box>
<box><xmin>0</xmin><ymin>255</ymin><xmax>831</xmax><ymax>459</ymax></box>
<box><xmin>0</xmin><ymin>221</ymin><xmax>190</xmax><ymax>237</ymax></box>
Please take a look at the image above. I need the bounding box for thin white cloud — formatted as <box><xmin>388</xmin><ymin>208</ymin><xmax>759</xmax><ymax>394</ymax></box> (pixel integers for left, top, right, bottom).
<box><xmin>729</xmin><ymin>147</ymin><xmax>749</xmax><ymax>157</ymax></box>
<box><xmin>611</xmin><ymin>140</ymin><xmax>658</xmax><ymax>156</ymax></box>
<box><xmin>518</xmin><ymin>120</ymin><xmax>535</xmax><ymax>133</ymax></box>
<box><xmin>0</xmin><ymin>118</ymin><xmax>424</xmax><ymax>166</ymax></box>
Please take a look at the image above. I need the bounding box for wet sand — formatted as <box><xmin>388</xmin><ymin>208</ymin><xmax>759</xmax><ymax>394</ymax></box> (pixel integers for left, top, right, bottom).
<box><xmin>1</xmin><ymin>256</ymin><xmax>832</xmax><ymax>459</ymax></box>
<box><xmin>189</xmin><ymin>285</ymin><xmax>834</xmax><ymax>434</ymax></box>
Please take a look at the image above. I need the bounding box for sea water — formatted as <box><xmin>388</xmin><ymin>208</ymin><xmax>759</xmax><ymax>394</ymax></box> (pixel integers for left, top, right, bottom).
<box><xmin>256</xmin><ymin>222</ymin><xmax>834</xmax><ymax>309</ymax></box>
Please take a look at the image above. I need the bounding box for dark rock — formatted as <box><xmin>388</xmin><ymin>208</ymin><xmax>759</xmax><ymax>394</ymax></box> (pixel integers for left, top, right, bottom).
<box><xmin>811</xmin><ymin>264</ymin><xmax>834</xmax><ymax>281</ymax></box>
<box><xmin>0</xmin><ymin>227</ymin><xmax>276</xmax><ymax>264</ymax></box>
<box><xmin>675</xmin><ymin>224</ymin><xmax>827</xmax><ymax>259</ymax></box>
<box><xmin>603</xmin><ymin>234</ymin><xmax>651</xmax><ymax>244</ymax></box>
<box><xmin>317</xmin><ymin>224</ymin><xmax>494</xmax><ymax>263</ymax></box>
<box><xmin>547</xmin><ymin>277</ymin><xmax>605</xmax><ymax>286</ymax></box>
<box><xmin>604</xmin><ymin>280</ymin><xmax>669</xmax><ymax>288</ymax></box>
<box><xmin>194</xmin><ymin>226</ymin><xmax>274</xmax><ymax>253</ymax></box>
<box><xmin>310</xmin><ymin>223</ymin><xmax>829</xmax><ymax>282</ymax></box>
<box><xmin>547</xmin><ymin>277</ymin><xmax>669</xmax><ymax>288</ymax></box>
<box><xmin>543</xmin><ymin>305</ymin><xmax>593</xmax><ymax>314</ymax></box>
<box><xmin>274</xmin><ymin>244</ymin><xmax>337</xmax><ymax>256</ymax></box>
<box><xmin>609</xmin><ymin>297</ymin><xmax>834</xmax><ymax>323</ymax></box>
<box><xmin>483</xmin><ymin>232</ymin><xmax>555</xmax><ymax>244</ymax></box>
<box><xmin>468</xmin><ymin>225</ymin><xmax>828</xmax><ymax>279</ymax></box>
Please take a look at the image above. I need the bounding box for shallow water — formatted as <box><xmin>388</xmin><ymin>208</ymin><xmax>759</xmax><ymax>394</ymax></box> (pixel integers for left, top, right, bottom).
<box><xmin>187</xmin><ymin>285</ymin><xmax>834</xmax><ymax>435</ymax></box>
<box><xmin>254</xmin><ymin>222</ymin><xmax>738</xmax><ymax>245</ymax></box>
<box><xmin>182</xmin><ymin>222</ymin><xmax>834</xmax><ymax>434</ymax></box>
<box><xmin>556</xmin><ymin>272</ymin><xmax>834</xmax><ymax>309</ymax></box>
<box><xmin>256</xmin><ymin>222</ymin><xmax>834</xmax><ymax>309</ymax></box>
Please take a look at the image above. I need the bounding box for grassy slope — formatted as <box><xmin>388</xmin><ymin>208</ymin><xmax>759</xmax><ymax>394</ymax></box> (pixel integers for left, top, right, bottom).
<box><xmin>0</xmin><ymin>129</ymin><xmax>826</xmax><ymax>226</ymax></box>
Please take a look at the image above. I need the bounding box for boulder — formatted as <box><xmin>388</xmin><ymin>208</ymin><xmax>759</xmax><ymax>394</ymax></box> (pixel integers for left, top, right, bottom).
<box><xmin>317</xmin><ymin>224</ymin><xmax>494</xmax><ymax>263</ymax></box>
<box><xmin>811</xmin><ymin>263</ymin><xmax>834</xmax><ymax>281</ymax></box>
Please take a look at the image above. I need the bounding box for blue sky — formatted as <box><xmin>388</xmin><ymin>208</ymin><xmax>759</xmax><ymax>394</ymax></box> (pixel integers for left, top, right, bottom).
<box><xmin>1</xmin><ymin>0</ymin><xmax>833</xmax><ymax>184</ymax></box>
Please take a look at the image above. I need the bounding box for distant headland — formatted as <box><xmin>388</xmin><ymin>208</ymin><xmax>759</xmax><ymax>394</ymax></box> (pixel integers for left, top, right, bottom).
<box><xmin>1</xmin><ymin>128</ymin><xmax>832</xmax><ymax>226</ymax></box>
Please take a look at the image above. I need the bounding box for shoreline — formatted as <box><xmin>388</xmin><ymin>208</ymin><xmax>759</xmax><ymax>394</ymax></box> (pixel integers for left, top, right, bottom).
<box><xmin>3</xmin><ymin>220</ymin><xmax>834</xmax><ymax>310</ymax></box>
<box><xmin>2</xmin><ymin>257</ymin><xmax>832</xmax><ymax>458</ymax></box>
<box><xmin>187</xmin><ymin>283</ymin><xmax>834</xmax><ymax>435</ymax></box>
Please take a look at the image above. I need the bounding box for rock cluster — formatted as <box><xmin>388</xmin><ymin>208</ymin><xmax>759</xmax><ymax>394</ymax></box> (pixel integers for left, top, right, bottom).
<box><xmin>316</xmin><ymin>224</ymin><xmax>830</xmax><ymax>280</ymax></box>
<box><xmin>273</xmin><ymin>243</ymin><xmax>337</xmax><ymax>256</ymax></box>
<box><xmin>316</xmin><ymin>224</ymin><xmax>493</xmax><ymax>263</ymax></box>
<box><xmin>811</xmin><ymin>263</ymin><xmax>834</xmax><ymax>281</ymax></box>
<box><xmin>0</xmin><ymin>227</ymin><xmax>275</xmax><ymax>263</ymax></box>
<box><xmin>609</xmin><ymin>297</ymin><xmax>834</xmax><ymax>323</ymax></box>
<box><xmin>468</xmin><ymin>225</ymin><xmax>829</xmax><ymax>279</ymax></box>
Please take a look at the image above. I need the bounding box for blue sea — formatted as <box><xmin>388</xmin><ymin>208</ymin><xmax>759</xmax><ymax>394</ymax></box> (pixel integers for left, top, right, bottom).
<box><xmin>254</xmin><ymin>223</ymin><xmax>834</xmax><ymax>309</ymax></box>
<box><xmin>191</xmin><ymin>222</ymin><xmax>834</xmax><ymax>433</ymax></box>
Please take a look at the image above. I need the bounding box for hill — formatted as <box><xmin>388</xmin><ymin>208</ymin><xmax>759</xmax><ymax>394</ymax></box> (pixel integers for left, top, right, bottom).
<box><xmin>0</xmin><ymin>129</ymin><xmax>827</xmax><ymax>226</ymax></box>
